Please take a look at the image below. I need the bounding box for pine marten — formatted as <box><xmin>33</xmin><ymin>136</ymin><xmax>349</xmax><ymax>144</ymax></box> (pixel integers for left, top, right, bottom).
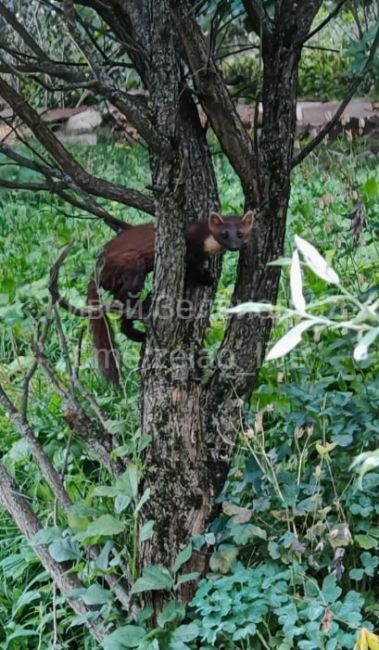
<box><xmin>88</xmin><ymin>211</ymin><xmax>254</xmax><ymax>384</ymax></box>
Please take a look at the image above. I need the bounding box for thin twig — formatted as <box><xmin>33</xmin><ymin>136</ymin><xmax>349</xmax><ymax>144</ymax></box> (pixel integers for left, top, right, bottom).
<box><xmin>299</xmin><ymin>0</ymin><xmax>347</xmax><ymax>45</ymax></box>
<box><xmin>292</xmin><ymin>25</ymin><xmax>379</xmax><ymax>168</ymax></box>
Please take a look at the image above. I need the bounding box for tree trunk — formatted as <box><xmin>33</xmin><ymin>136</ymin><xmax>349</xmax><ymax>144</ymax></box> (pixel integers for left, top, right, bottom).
<box><xmin>0</xmin><ymin>0</ymin><xmax>333</xmax><ymax>619</ymax></box>
<box><xmin>138</xmin><ymin>0</ymin><xmax>323</xmax><ymax>606</ymax></box>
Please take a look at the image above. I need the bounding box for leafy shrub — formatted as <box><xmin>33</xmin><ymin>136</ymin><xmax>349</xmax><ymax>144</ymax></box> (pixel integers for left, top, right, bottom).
<box><xmin>1</xmin><ymin>141</ymin><xmax>378</xmax><ymax>648</ymax></box>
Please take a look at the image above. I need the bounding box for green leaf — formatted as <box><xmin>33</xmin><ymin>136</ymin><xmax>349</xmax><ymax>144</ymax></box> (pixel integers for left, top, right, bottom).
<box><xmin>322</xmin><ymin>575</ymin><xmax>342</xmax><ymax>604</ymax></box>
<box><xmin>102</xmin><ymin>625</ymin><xmax>146</xmax><ymax>649</ymax></box>
<box><xmin>209</xmin><ymin>544</ymin><xmax>238</xmax><ymax>573</ymax></box>
<box><xmin>138</xmin><ymin>641</ymin><xmax>159</xmax><ymax>650</ymax></box>
<box><xmin>13</xmin><ymin>591</ymin><xmax>41</xmax><ymax>615</ymax></box>
<box><xmin>362</xmin><ymin>176</ymin><xmax>378</xmax><ymax>198</ymax></box>
<box><xmin>175</xmin><ymin>572</ymin><xmax>200</xmax><ymax>588</ymax></box>
<box><xmin>157</xmin><ymin>600</ymin><xmax>185</xmax><ymax>627</ymax></box>
<box><xmin>48</xmin><ymin>538</ymin><xmax>81</xmax><ymax>562</ymax></box>
<box><xmin>94</xmin><ymin>541</ymin><xmax>114</xmax><ymax>571</ymax></box>
<box><xmin>354</xmin><ymin>534</ymin><xmax>378</xmax><ymax>550</ymax></box>
<box><xmin>361</xmin><ymin>551</ymin><xmax>379</xmax><ymax>576</ymax></box>
<box><xmin>114</xmin><ymin>494</ymin><xmax>131</xmax><ymax>514</ymax></box>
<box><xmin>85</xmin><ymin>515</ymin><xmax>124</xmax><ymax>538</ymax></box>
<box><xmin>349</xmin><ymin>568</ymin><xmax>364</xmax><ymax>581</ymax></box>
<box><xmin>135</xmin><ymin>488</ymin><xmax>151</xmax><ymax>514</ymax></box>
<box><xmin>106</xmin><ymin>467</ymin><xmax>140</xmax><ymax>499</ymax></box>
<box><xmin>69</xmin><ymin>584</ymin><xmax>113</xmax><ymax>605</ymax></box>
<box><xmin>131</xmin><ymin>565</ymin><xmax>174</xmax><ymax>594</ymax></box>
<box><xmin>140</xmin><ymin>520</ymin><xmax>155</xmax><ymax>542</ymax></box>
<box><xmin>168</xmin><ymin>623</ymin><xmax>199</xmax><ymax>647</ymax></box>
<box><xmin>172</xmin><ymin>543</ymin><xmax>192</xmax><ymax>573</ymax></box>
<box><xmin>124</xmin><ymin>466</ymin><xmax>139</xmax><ymax>499</ymax></box>
<box><xmin>31</xmin><ymin>527</ymin><xmax>64</xmax><ymax>546</ymax></box>
<box><xmin>93</xmin><ymin>486</ymin><xmax>119</xmax><ymax>498</ymax></box>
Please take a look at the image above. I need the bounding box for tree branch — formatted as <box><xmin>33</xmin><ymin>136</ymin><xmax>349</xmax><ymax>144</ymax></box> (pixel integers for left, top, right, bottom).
<box><xmin>0</xmin><ymin>463</ymin><xmax>109</xmax><ymax>644</ymax></box>
<box><xmin>241</xmin><ymin>0</ymin><xmax>273</xmax><ymax>37</ymax></box>
<box><xmin>0</xmin><ymin>383</ymin><xmax>73</xmax><ymax>511</ymax></box>
<box><xmin>0</xmin><ymin>4</ymin><xmax>161</xmax><ymax>149</ymax></box>
<box><xmin>0</xmin><ymin>76</ymin><xmax>154</xmax><ymax>214</ymax></box>
<box><xmin>0</xmin><ymin>145</ymin><xmax>131</xmax><ymax>229</ymax></box>
<box><xmin>292</xmin><ymin>24</ymin><xmax>379</xmax><ymax>167</ymax></box>
<box><xmin>169</xmin><ymin>0</ymin><xmax>257</xmax><ymax>198</ymax></box>
<box><xmin>299</xmin><ymin>0</ymin><xmax>347</xmax><ymax>45</ymax></box>
<box><xmin>49</xmin><ymin>241</ymin><xmax>146</xmax><ymax>320</ymax></box>
<box><xmin>0</xmin><ymin>2</ymin><xmax>47</xmax><ymax>59</ymax></box>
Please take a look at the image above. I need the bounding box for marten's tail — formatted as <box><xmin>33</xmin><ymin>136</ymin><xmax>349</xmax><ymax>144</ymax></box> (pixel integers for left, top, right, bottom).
<box><xmin>87</xmin><ymin>279</ymin><xmax>120</xmax><ymax>385</ymax></box>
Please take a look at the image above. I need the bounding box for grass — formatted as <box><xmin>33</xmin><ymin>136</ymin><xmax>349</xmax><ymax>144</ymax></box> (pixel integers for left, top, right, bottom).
<box><xmin>0</xmin><ymin>137</ymin><xmax>378</xmax><ymax>648</ymax></box>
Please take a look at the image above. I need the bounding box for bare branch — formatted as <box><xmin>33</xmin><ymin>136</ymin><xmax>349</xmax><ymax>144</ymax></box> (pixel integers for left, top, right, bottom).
<box><xmin>49</xmin><ymin>242</ymin><xmax>143</xmax><ymax>320</ymax></box>
<box><xmin>169</xmin><ymin>0</ymin><xmax>257</xmax><ymax>197</ymax></box>
<box><xmin>0</xmin><ymin>463</ymin><xmax>109</xmax><ymax>644</ymax></box>
<box><xmin>0</xmin><ymin>5</ymin><xmax>162</xmax><ymax>149</ymax></box>
<box><xmin>0</xmin><ymin>2</ymin><xmax>46</xmax><ymax>59</ymax></box>
<box><xmin>0</xmin><ymin>144</ymin><xmax>131</xmax><ymax>229</ymax></box>
<box><xmin>0</xmin><ymin>76</ymin><xmax>154</xmax><ymax>214</ymax></box>
<box><xmin>0</xmin><ymin>178</ymin><xmax>67</xmax><ymax>192</ymax></box>
<box><xmin>299</xmin><ymin>0</ymin><xmax>347</xmax><ymax>45</ymax></box>
<box><xmin>292</xmin><ymin>25</ymin><xmax>379</xmax><ymax>167</ymax></box>
<box><xmin>0</xmin><ymin>383</ymin><xmax>72</xmax><ymax>511</ymax></box>
<box><xmin>34</xmin><ymin>346</ymin><xmax>126</xmax><ymax>475</ymax></box>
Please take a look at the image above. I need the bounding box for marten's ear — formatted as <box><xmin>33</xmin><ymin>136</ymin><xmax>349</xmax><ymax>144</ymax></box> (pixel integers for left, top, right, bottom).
<box><xmin>241</xmin><ymin>210</ymin><xmax>254</xmax><ymax>230</ymax></box>
<box><xmin>209</xmin><ymin>211</ymin><xmax>224</xmax><ymax>229</ymax></box>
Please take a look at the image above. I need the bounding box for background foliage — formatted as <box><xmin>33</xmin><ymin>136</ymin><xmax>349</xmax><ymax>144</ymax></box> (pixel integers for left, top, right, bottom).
<box><xmin>0</xmin><ymin>131</ymin><xmax>378</xmax><ymax>648</ymax></box>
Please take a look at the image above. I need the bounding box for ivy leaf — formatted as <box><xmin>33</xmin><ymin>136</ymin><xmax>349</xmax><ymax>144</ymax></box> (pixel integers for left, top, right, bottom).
<box><xmin>222</xmin><ymin>501</ymin><xmax>252</xmax><ymax>523</ymax></box>
<box><xmin>209</xmin><ymin>544</ymin><xmax>238</xmax><ymax>574</ymax></box>
<box><xmin>131</xmin><ymin>565</ymin><xmax>174</xmax><ymax>594</ymax></box>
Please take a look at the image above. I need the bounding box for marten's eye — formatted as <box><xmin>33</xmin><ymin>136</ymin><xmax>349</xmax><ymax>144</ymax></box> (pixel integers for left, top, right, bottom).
<box><xmin>237</xmin><ymin>231</ymin><xmax>243</xmax><ymax>239</ymax></box>
<box><xmin>221</xmin><ymin>231</ymin><xmax>229</xmax><ymax>239</ymax></box>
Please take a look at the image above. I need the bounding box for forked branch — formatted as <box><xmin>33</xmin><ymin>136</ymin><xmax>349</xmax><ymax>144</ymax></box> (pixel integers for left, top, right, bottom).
<box><xmin>0</xmin><ymin>76</ymin><xmax>154</xmax><ymax>214</ymax></box>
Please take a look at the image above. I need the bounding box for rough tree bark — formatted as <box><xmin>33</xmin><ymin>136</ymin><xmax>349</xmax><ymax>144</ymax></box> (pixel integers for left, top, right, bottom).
<box><xmin>0</xmin><ymin>0</ymin><xmax>377</xmax><ymax>624</ymax></box>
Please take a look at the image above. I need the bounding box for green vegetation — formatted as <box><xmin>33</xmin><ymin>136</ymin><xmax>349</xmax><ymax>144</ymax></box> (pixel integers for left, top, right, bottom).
<box><xmin>0</xmin><ymin>138</ymin><xmax>378</xmax><ymax>648</ymax></box>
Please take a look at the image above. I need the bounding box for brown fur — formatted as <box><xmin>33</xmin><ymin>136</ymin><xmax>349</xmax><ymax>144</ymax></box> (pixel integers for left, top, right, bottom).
<box><xmin>89</xmin><ymin>212</ymin><xmax>254</xmax><ymax>384</ymax></box>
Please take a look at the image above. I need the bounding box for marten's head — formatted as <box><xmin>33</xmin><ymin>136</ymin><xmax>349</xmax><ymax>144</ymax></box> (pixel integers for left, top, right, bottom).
<box><xmin>208</xmin><ymin>211</ymin><xmax>254</xmax><ymax>251</ymax></box>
